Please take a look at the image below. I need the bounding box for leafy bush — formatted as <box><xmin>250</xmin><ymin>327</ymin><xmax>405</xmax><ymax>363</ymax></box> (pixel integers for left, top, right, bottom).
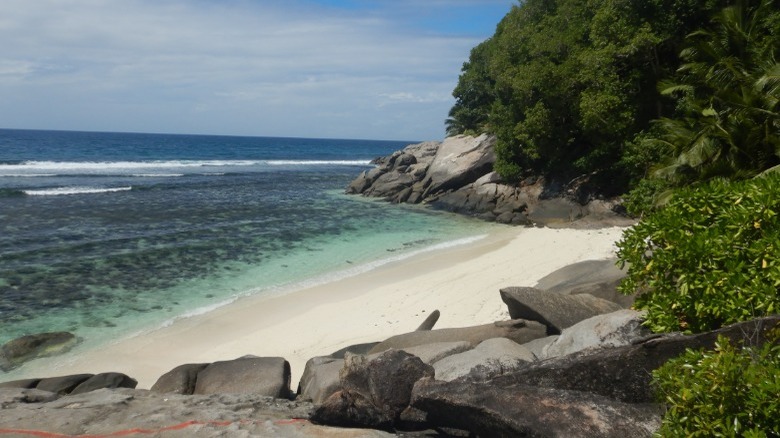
<box><xmin>617</xmin><ymin>174</ymin><xmax>780</xmax><ymax>333</ymax></box>
<box><xmin>653</xmin><ymin>335</ymin><xmax>780</xmax><ymax>437</ymax></box>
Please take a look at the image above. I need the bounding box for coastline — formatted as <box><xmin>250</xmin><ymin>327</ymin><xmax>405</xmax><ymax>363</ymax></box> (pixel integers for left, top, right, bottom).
<box><xmin>11</xmin><ymin>225</ymin><xmax>628</xmax><ymax>389</ymax></box>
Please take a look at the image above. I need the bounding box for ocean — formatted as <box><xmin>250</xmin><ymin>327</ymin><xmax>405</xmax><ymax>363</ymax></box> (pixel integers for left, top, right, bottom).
<box><xmin>0</xmin><ymin>129</ymin><xmax>498</xmax><ymax>376</ymax></box>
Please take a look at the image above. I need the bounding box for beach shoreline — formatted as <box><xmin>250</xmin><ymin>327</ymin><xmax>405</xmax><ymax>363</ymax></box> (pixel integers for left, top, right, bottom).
<box><xmin>11</xmin><ymin>225</ymin><xmax>628</xmax><ymax>389</ymax></box>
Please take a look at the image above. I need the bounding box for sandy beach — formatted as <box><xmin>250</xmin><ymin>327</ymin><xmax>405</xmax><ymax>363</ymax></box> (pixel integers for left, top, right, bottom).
<box><xmin>17</xmin><ymin>225</ymin><xmax>628</xmax><ymax>389</ymax></box>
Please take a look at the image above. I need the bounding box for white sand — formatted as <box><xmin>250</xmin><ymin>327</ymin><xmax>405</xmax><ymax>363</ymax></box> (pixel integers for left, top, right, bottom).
<box><xmin>20</xmin><ymin>225</ymin><xmax>627</xmax><ymax>389</ymax></box>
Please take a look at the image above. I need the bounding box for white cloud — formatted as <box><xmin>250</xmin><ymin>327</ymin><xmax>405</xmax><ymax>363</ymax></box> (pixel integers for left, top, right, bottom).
<box><xmin>0</xmin><ymin>0</ymin><xmax>509</xmax><ymax>140</ymax></box>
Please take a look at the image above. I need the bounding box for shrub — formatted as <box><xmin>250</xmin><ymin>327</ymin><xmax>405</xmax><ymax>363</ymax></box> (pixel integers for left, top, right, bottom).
<box><xmin>653</xmin><ymin>335</ymin><xmax>780</xmax><ymax>437</ymax></box>
<box><xmin>617</xmin><ymin>174</ymin><xmax>780</xmax><ymax>333</ymax></box>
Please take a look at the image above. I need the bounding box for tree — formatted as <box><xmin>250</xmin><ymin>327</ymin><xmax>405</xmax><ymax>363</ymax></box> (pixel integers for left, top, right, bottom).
<box><xmin>648</xmin><ymin>0</ymin><xmax>780</xmax><ymax>184</ymax></box>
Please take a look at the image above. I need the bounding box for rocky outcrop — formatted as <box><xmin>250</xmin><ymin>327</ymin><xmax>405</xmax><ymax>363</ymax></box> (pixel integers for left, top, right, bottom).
<box><xmin>0</xmin><ymin>387</ymin><xmax>394</xmax><ymax>438</ymax></box>
<box><xmin>347</xmin><ymin>135</ymin><xmax>634</xmax><ymax>226</ymax></box>
<box><xmin>500</xmin><ymin>287</ymin><xmax>624</xmax><ymax>334</ymax></box>
<box><xmin>490</xmin><ymin>315</ymin><xmax>780</xmax><ymax>404</ymax></box>
<box><xmin>368</xmin><ymin>319</ymin><xmax>547</xmax><ymax>354</ymax></box>
<box><xmin>0</xmin><ymin>372</ymin><xmax>136</xmax><ymax>396</ymax></box>
<box><xmin>542</xmin><ymin>310</ymin><xmax>650</xmax><ymax>359</ymax></box>
<box><xmin>150</xmin><ymin>363</ymin><xmax>209</xmax><ymax>394</ymax></box>
<box><xmin>411</xmin><ymin>378</ymin><xmax>663</xmax><ymax>438</ymax></box>
<box><xmin>0</xmin><ymin>332</ymin><xmax>79</xmax><ymax>371</ymax></box>
<box><xmin>432</xmin><ymin>338</ymin><xmax>535</xmax><ymax>382</ymax></box>
<box><xmin>311</xmin><ymin>350</ymin><xmax>434</xmax><ymax>431</ymax></box>
<box><xmin>298</xmin><ymin>342</ymin><xmax>471</xmax><ymax>405</ymax></box>
<box><xmin>534</xmin><ymin>258</ymin><xmax>635</xmax><ymax>307</ymax></box>
<box><xmin>193</xmin><ymin>356</ymin><xmax>292</xmax><ymax>398</ymax></box>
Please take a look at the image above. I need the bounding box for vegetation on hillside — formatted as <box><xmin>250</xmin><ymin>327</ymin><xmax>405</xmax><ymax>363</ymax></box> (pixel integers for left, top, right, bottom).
<box><xmin>446</xmin><ymin>0</ymin><xmax>779</xmax><ymax>202</ymax></box>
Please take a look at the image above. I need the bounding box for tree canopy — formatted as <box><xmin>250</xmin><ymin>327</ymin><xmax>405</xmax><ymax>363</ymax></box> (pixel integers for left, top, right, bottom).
<box><xmin>447</xmin><ymin>0</ymin><xmax>779</xmax><ymax>197</ymax></box>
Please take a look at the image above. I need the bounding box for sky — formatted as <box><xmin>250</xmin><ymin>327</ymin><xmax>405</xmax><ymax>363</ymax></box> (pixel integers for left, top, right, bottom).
<box><xmin>0</xmin><ymin>0</ymin><xmax>517</xmax><ymax>141</ymax></box>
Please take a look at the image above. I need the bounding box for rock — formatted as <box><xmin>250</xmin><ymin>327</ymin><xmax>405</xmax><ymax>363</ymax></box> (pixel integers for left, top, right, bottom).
<box><xmin>543</xmin><ymin>310</ymin><xmax>650</xmax><ymax>359</ymax></box>
<box><xmin>491</xmin><ymin>315</ymin><xmax>780</xmax><ymax>404</ymax></box>
<box><xmin>311</xmin><ymin>350</ymin><xmax>434</xmax><ymax>431</ymax></box>
<box><xmin>433</xmin><ymin>338</ymin><xmax>535</xmax><ymax>382</ymax></box>
<box><xmin>329</xmin><ymin>342</ymin><xmax>380</xmax><ymax>359</ymax></box>
<box><xmin>150</xmin><ymin>363</ymin><xmax>209</xmax><ymax>395</ymax></box>
<box><xmin>368</xmin><ymin>319</ymin><xmax>546</xmax><ymax>354</ymax></box>
<box><xmin>401</xmin><ymin>341</ymin><xmax>472</xmax><ymax>365</ymax></box>
<box><xmin>419</xmin><ymin>134</ymin><xmax>496</xmax><ymax>198</ymax></box>
<box><xmin>70</xmin><ymin>372</ymin><xmax>138</xmax><ymax>395</ymax></box>
<box><xmin>500</xmin><ymin>287</ymin><xmax>623</xmax><ymax>334</ymax></box>
<box><xmin>298</xmin><ymin>356</ymin><xmax>344</xmax><ymax>405</ymax></box>
<box><xmin>364</xmin><ymin>172</ymin><xmax>417</xmax><ymax>200</ymax></box>
<box><xmin>535</xmin><ymin>258</ymin><xmax>634</xmax><ymax>307</ymax></box>
<box><xmin>411</xmin><ymin>378</ymin><xmax>663</xmax><ymax>437</ymax></box>
<box><xmin>0</xmin><ymin>332</ymin><xmax>79</xmax><ymax>371</ymax></box>
<box><xmin>520</xmin><ymin>335</ymin><xmax>559</xmax><ymax>360</ymax></box>
<box><xmin>0</xmin><ymin>388</ymin><xmax>60</xmax><ymax>404</ymax></box>
<box><xmin>36</xmin><ymin>374</ymin><xmax>94</xmax><ymax>395</ymax></box>
<box><xmin>299</xmin><ymin>341</ymin><xmax>470</xmax><ymax>405</ymax></box>
<box><xmin>415</xmin><ymin>310</ymin><xmax>440</xmax><ymax>331</ymax></box>
<box><xmin>193</xmin><ymin>356</ymin><xmax>292</xmax><ymax>399</ymax></box>
<box><xmin>0</xmin><ymin>387</ymin><xmax>394</xmax><ymax>437</ymax></box>
<box><xmin>0</xmin><ymin>378</ymin><xmax>41</xmax><ymax>389</ymax></box>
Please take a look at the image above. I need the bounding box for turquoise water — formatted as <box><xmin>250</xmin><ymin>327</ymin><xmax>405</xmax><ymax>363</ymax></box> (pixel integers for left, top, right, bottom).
<box><xmin>0</xmin><ymin>129</ymin><xmax>499</xmax><ymax>377</ymax></box>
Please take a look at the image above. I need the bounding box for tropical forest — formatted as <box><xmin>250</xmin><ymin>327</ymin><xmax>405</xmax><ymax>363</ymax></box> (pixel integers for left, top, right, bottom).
<box><xmin>447</xmin><ymin>0</ymin><xmax>780</xmax><ymax>434</ymax></box>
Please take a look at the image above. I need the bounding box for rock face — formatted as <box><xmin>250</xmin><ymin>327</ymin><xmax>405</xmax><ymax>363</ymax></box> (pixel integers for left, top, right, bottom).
<box><xmin>411</xmin><ymin>378</ymin><xmax>663</xmax><ymax>438</ymax></box>
<box><xmin>0</xmin><ymin>373</ymin><xmax>136</xmax><ymax>396</ymax></box>
<box><xmin>542</xmin><ymin>310</ymin><xmax>650</xmax><ymax>359</ymax></box>
<box><xmin>347</xmin><ymin>135</ymin><xmax>633</xmax><ymax>226</ymax></box>
<box><xmin>193</xmin><ymin>356</ymin><xmax>292</xmax><ymax>399</ymax></box>
<box><xmin>311</xmin><ymin>350</ymin><xmax>434</xmax><ymax>431</ymax></box>
<box><xmin>0</xmin><ymin>332</ymin><xmax>79</xmax><ymax>371</ymax></box>
<box><xmin>500</xmin><ymin>287</ymin><xmax>624</xmax><ymax>334</ymax></box>
<box><xmin>534</xmin><ymin>258</ymin><xmax>634</xmax><ymax>307</ymax></box>
<box><xmin>0</xmin><ymin>387</ymin><xmax>395</xmax><ymax>438</ymax></box>
<box><xmin>150</xmin><ymin>363</ymin><xmax>209</xmax><ymax>394</ymax></box>
<box><xmin>432</xmin><ymin>338</ymin><xmax>535</xmax><ymax>382</ymax></box>
<box><xmin>368</xmin><ymin>319</ymin><xmax>547</xmax><ymax>354</ymax></box>
<box><xmin>491</xmin><ymin>315</ymin><xmax>780</xmax><ymax>404</ymax></box>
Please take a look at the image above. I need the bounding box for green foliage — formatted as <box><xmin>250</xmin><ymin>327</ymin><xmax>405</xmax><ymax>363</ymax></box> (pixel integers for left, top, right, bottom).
<box><xmin>616</xmin><ymin>174</ymin><xmax>780</xmax><ymax>333</ymax></box>
<box><xmin>647</xmin><ymin>0</ymin><xmax>780</xmax><ymax>185</ymax></box>
<box><xmin>622</xmin><ymin>177</ymin><xmax>672</xmax><ymax>217</ymax></box>
<box><xmin>653</xmin><ymin>335</ymin><xmax>780</xmax><ymax>437</ymax></box>
<box><xmin>446</xmin><ymin>0</ymin><xmax>723</xmax><ymax>186</ymax></box>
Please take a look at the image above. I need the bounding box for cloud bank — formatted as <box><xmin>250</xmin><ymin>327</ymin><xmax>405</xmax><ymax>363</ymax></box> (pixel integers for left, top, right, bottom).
<box><xmin>0</xmin><ymin>0</ymin><xmax>514</xmax><ymax>140</ymax></box>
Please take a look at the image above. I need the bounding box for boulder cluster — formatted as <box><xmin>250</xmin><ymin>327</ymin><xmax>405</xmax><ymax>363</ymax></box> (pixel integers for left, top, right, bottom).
<box><xmin>347</xmin><ymin>134</ymin><xmax>633</xmax><ymax>227</ymax></box>
<box><xmin>3</xmin><ymin>259</ymin><xmax>778</xmax><ymax>436</ymax></box>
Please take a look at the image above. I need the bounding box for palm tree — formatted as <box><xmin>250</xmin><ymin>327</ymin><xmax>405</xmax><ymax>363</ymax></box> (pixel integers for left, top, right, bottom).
<box><xmin>649</xmin><ymin>0</ymin><xmax>780</xmax><ymax>184</ymax></box>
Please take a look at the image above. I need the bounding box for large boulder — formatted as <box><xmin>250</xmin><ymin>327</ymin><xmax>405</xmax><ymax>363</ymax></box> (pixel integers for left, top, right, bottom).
<box><xmin>433</xmin><ymin>338</ymin><xmax>535</xmax><ymax>382</ymax></box>
<box><xmin>500</xmin><ymin>287</ymin><xmax>623</xmax><ymax>334</ymax></box>
<box><xmin>36</xmin><ymin>374</ymin><xmax>94</xmax><ymax>395</ymax></box>
<box><xmin>69</xmin><ymin>373</ymin><xmax>137</xmax><ymax>395</ymax></box>
<box><xmin>542</xmin><ymin>310</ymin><xmax>650</xmax><ymax>359</ymax></box>
<box><xmin>368</xmin><ymin>319</ymin><xmax>546</xmax><ymax>354</ymax></box>
<box><xmin>298</xmin><ymin>356</ymin><xmax>344</xmax><ymax>405</ymax></box>
<box><xmin>491</xmin><ymin>315</ymin><xmax>780</xmax><ymax>404</ymax></box>
<box><xmin>311</xmin><ymin>350</ymin><xmax>434</xmax><ymax>431</ymax></box>
<box><xmin>411</xmin><ymin>378</ymin><xmax>663</xmax><ymax>437</ymax></box>
<box><xmin>0</xmin><ymin>332</ymin><xmax>79</xmax><ymax>371</ymax></box>
<box><xmin>419</xmin><ymin>134</ymin><xmax>496</xmax><ymax>199</ymax></box>
<box><xmin>193</xmin><ymin>356</ymin><xmax>291</xmax><ymax>399</ymax></box>
<box><xmin>298</xmin><ymin>342</ymin><xmax>469</xmax><ymax>405</ymax></box>
<box><xmin>534</xmin><ymin>258</ymin><xmax>634</xmax><ymax>307</ymax></box>
<box><xmin>150</xmin><ymin>363</ymin><xmax>209</xmax><ymax>395</ymax></box>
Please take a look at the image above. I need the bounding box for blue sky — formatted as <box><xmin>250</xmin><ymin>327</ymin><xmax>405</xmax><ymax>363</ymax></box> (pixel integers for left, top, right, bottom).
<box><xmin>0</xmin><ymin>0</ymin><xmax>516</xmax><ymax>141</ymax></box>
